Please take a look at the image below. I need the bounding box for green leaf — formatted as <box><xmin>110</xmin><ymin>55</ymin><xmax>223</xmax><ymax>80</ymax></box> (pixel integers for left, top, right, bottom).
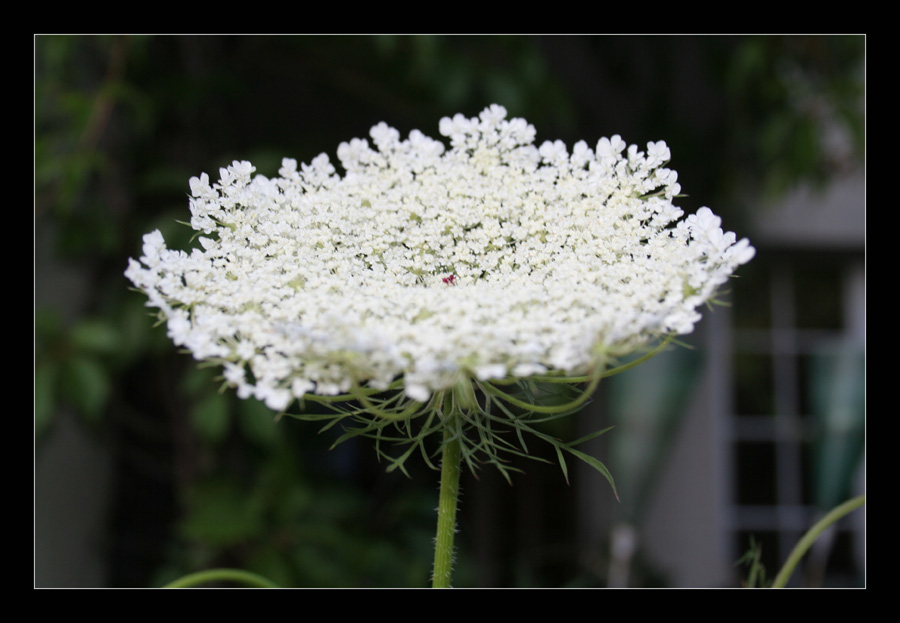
<box><xmin>567</xmin><ymin>425</ymin><xmax>616</xmax><ymax>448</ymax></box>
<box><xmin>182</xmin><ymin>366</ymin><xmax>219</xmax><ymax>397</ymax></box>
<box><xmin>60</xmin><ymin>356</ymin><xmax>110</xmax><ymax>423</ymax></box>
<box><xmin>34</xmin><ymin>307</ymin><xmax>63</xmax><ymax>345</ymax></box>
<box><xmin>190</xmin><ymin>392</ymin><xmax>230</xmax><ymax>444</ymax></box>
<box><xmin>554</xmin><ymin>444</ymin><xmax>569</xmax><ymax>485</ymax></box>
<box><xmin>564</xmin><ymin>447</ymin><xmax>619</xmax><ymax>501</ymax></box>
<box><xmin>237</xmin><ymin>398</ymin><xmax>279</xmax><ymax>447</ymax></box>
<box><xmin>248</xmin><ymin>545</ymin><xmax>296</xmax><ymax>589</ymax></box>
<box><xmin>70</xmin><ymin>319</ymin><xmax>119</xmax><ymax>355</ymax></box>
<box><xmin>180</xmin><ymin>480</ymin><xmax>263</xmax><ymax>546</ymax></box>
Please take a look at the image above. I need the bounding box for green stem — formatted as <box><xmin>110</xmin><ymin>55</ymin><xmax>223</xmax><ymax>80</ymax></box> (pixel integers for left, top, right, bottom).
<box><xmin>162</xmin><ymin>568</ymin><xmax>279</xmax><ymax>588</ymax></box>
<box><xmin>771</xmin><ymin>495</ymin><xmax>866</xmax><ymax>588</ymax></box>
<box><xmin>432</xmin><ymin>418</ymin><xmax>462</xmax><ymax>588</ymax></box>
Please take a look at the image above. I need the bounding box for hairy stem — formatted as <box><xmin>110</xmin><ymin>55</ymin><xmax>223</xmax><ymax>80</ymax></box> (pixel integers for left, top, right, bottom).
<box><xmin>432</xmin><ymin>418</ymin><xmax>462</xmax><ymax>588</ymax></box>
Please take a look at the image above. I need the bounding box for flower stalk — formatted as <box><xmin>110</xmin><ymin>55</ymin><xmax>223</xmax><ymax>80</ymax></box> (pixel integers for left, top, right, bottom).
<box><xmin>771</xmin><ymin>495</ymin><xmax>866</xmax><ymax>588</ymax></box>
<box><xmin>432</xmin><ymin>413</ymin><xmax>462</xmax><ymax>588</ymax></box>
<box><xmin>163</xmin><ymin>568</ymin><xmax>279</xmax><ymax>588</ymax></box>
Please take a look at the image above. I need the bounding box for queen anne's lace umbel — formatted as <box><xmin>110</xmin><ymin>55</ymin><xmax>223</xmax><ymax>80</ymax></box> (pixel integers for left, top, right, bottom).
<box><xmin>126</xmin><ymin>105</ymin><xmax>754</xmax><ymax>412</ymax></box>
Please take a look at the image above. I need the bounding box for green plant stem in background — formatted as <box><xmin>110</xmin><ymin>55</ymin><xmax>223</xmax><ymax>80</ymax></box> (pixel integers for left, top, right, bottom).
<box><xmin>771</xmin><ymin>495</ymin><xmax>866</xmax><ymax>588</ymax></box>
<box><xmin>163</xmin><ymin>568</ymin><xmax>280</xmax><ymax>588</ymax></box>
<box><xmin>432</xmin><ymin>419</ymin><xmax>462</xmax><ymax>588</ymax></box>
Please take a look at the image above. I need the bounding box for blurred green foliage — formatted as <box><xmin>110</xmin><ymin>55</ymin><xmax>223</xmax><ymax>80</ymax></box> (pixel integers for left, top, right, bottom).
<box><xmin>724</xmin><ymin>35</ymin><xmax>864</xmax><ymax>198</ymax></box>
<box><xmin>35</xmin><ymin>35</ymin><xmax>864</xmax><ymax>587</ymax></box>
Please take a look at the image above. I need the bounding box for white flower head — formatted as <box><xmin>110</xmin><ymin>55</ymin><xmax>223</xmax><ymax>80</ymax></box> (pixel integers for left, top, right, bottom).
<box><xmin>126</xmin><ymin>105</ymin><xmax>753</xmax><ymax>412</ymax></box>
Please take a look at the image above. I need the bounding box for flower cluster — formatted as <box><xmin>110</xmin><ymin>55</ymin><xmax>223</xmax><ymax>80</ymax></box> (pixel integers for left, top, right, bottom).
<box><xmin>126</xmin><ymin>105</ymin><xmax>754</xmax><ymax>413</ymax></box>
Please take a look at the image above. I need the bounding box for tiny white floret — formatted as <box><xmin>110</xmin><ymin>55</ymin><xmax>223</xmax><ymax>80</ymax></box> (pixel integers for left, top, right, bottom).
<box><xmin>126</xmin><ymin>106</ymin><xmax>754</xmax><ymax>410</ymax></box>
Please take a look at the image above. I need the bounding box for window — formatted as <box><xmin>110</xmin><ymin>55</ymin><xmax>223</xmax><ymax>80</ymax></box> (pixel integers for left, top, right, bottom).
<box><xmin>729</xmin><ymin>250</ymin><xmax>865</xmax><ymax>587</ymax></box>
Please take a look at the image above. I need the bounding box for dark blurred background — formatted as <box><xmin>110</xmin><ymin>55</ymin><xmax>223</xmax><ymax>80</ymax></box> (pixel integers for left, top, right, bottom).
<box><xmin>35</xmin><ymin>35</ymin><xmax>865</xmax><ymax>588</ymax></box>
